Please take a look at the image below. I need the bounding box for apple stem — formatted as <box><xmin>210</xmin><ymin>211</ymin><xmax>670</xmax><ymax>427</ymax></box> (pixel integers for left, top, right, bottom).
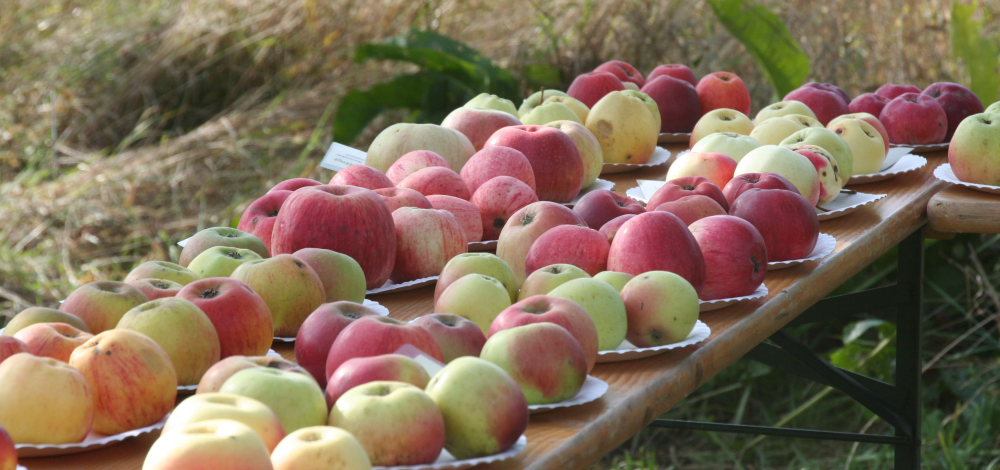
<box><xmin>540</xmin><ymin>87</ymin><xmax>544</xmax><ymax>103</ymax></box>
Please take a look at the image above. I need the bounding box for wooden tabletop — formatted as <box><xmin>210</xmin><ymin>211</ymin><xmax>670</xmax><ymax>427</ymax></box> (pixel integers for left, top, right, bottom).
<box><xmin>927</xmin><ymin>184</ymin><xmax>1000</xmax><ymax>234</ymax></box>
<box><xmin>21</xmin><ymin>145</ymin><xmax>949</xmax><ymax>470</ymax></box>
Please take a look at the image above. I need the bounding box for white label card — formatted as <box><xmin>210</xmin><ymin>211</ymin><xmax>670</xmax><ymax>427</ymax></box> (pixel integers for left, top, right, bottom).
<box><xmin>320</xmin><ymin>143</ymin><xmax>368</xmax><ymax>172</ymax></box>
<box><xmin>638</xmin><ymin>179</ymin><xmax>666</xmax><ymax>200</ymax></box>
<box><xmin>393</xmin><ymin>344</ymin><xmax>445</xmax><ymax>377</ymax></box>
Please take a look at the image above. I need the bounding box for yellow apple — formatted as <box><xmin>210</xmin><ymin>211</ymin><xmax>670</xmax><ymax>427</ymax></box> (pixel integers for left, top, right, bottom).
<box><xmin>545</xmin><ymin>120</ymin><xmax>603</xmax><ymax>189</ymax></box>
<box><xmin>586</xmin><ymin>91</ymin><xmax>659</xmax><ymax>164</ymax></box>
<box><xmin>542</xmin><ymin>95</ymin><xmax>589</xmax><ymax>123</ymax></box>
<box><xmin>691</xmin><ymin>132</ymin><xmax>761</xmax><ymax>162</ymax></box>
<box><xmin>754</xmin><ymin>100</ymin><xmax>817</xmax><ymax>122</ymax></box>
<box><xmin>143</xmin><ymin>419</ymin><xmax>273</xmax><ymax>470</ymax></box>
<box><xmin>690</xmin><ymin>108</ymin><xmax>754</xmax><ymax>147</ymax></box>
<box><xmin>749</xmin><ymin>117</ymin><xmax>806</xmax><ymax>146</ymax></box>
<box><xmin>827</xmin><ymin>118</ymin><xmax>886</xmax><ymax>175</ymax></box>
<box><xmin>519</xmin><ymin>101</ymin><xmax>581</xmax><ymax>125</ymax></box>
<box><xmin>0</xmin><ymin>354</ymin><xmax>93</xmax><ymax>444</ymax></box>
<box><xmin>271</xmin><ymin>426</ymin><xmax>371</xmax><ymax>470</ymax></box>
<box><xmin>163</xmin><ymin>393</ymin><xmax>285</xmax><ymax>452</ymax></box>
<box><xmin>734</xmin><ymin>145</ymin><xmax>822</xmax><ymax>206</ymax></box>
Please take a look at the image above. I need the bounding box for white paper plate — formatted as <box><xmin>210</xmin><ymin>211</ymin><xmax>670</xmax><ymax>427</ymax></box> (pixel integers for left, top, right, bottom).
<box><xmin>528</xmin><ymin>376</ymin><xmax>609</xmax><ymax>414</ymax></box>
<box><xmin>372</xmin><ymin>435</ymin><xmax>526</xmax><ymax>470</ymax></box>
<box><xmin>658</xmin><ymin>132</ymin><xmax>692</xmax><ymax>144</ymax></box>
<box><xmin>596</xmin><ymin>320</ymin><xmax>711</xmax><ymax>363</ymax></box>
<box><xmin>934</xmin><ymin>163</ymin><xmax>1000</xmax><ymax>195</ymax></box>
<box><xmin>699</xmin><ymin>284</ymin><xmax>769</xmax><ymax>312</ymax></box>
<box><xmin>562</xmin><ymin>178</ymin><xmax>615</xmax><ymax>207</ymax></box>
<box><xmin>848</xmin><ymin>153</ymin><xmax>927</xmax><ymax>185</ymax></box>
<box><xmin>768</xmin><ymin>233</ymin><xmax>836</xmax><ymax>270</ymax></box>
<box><xmin>273</xmin><ymin>300</ymin><xmax>389</xmax><ymax>342</ymax></box>
<box><xmin>15</xmin><ymin>414</ymin><xmax>168</xmax><ymax>458</ymax></box>
<box><xmin>623</xmin><ymin>179</ymin><xmax>668</xmax><ymax>205</ymax></box>
<box><xmin>601</xmin><ymin>147</ymin><xmax>673</xmax><ymax>174</ymax></box>
<box><xmin>816</xmin><ymin>191</ymin><xmax>886</xmax><ymax>221</ymax></box>
<box><xmin>890</xmin><ymin>142</ymin><xmax>948</xmax><ymax>152</ymax></box>
<box><xmin>367</xmin><ymin>276</ymin><xmax>438</xmax><ymax>295</ymax></box>
<box><xmin>468</xmin><ymin>240</ymin><xmax>498</xmax><ymax>251</ymax></box>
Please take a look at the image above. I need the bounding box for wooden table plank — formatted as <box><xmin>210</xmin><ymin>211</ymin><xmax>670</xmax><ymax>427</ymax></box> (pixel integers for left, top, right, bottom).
<box><xmin>927</xmin><ymin>184</ymin><xmax>1000</xmax><ymax>234</ymax></box>
<box><xmin>21</xmin><ymin>145</ymin><xmax>948</xmax><ymax>470</ymax></box>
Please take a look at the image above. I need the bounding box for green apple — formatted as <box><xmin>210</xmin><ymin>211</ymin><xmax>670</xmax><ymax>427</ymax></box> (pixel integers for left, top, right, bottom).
<box><xmin>465</xmin><ymin>93</ymin><xmax>518</xmax><ymax>117</ymax></box>
<box><xmin>143</xmin><ymin>420</ymin><xmax>273</xmax><ymax>470</ymax></box>
<box><xmin>220</xmin><ymin>367</ymin><xmax>327</xmax><ymax>433</ymax></box>
<box><xmin>518</xmin><ymin>89</ymin><xmax>569</xmax><ymax>116</ymax></box>
<box><xmin>434</xmin><ymin>252</ymin><xmax>519</xmax><ymax>303</ymax></box>
<box><xmin>366</xmin><ymin>123</ymin><xmax>476</xmax><ymax>172</ymax></box>
<box><xmin>480</xmin><ymin>323</ymin><xmax>587</xmax><ymax>405</ymax></box>
<box><xmin>785</xmin><ymin>114</ymin><xmax>822</xmax><ymax>129</ymax></box>
<box><xmin>542</xmin><ymin>95</ymin><xmax>589</xmax><ymax>122</ymax></box>
<box><xmin>230</xmin><ymin>254</ymin><xmax>326</xmax><ymax>338</ymax></box>
<box><xmin>178</xmin><ymin>227</ymin><xmax>268</xmax><ymax>267</ymax></box>
<box><xmin>948</xmin><ymin>112</ymin><xmax>1000</xmax><ymax>185</ymax></box>
<box><xmin>780</xmin><ymin>127</ymin><xmax>855</xmax><ymax>180</ymax></box>
<box><xmin>592</xmin><ymin>271</ymin><xmax>634</xmax><ymax>293</ymax></box>
<box><xmin>518</xmin><ymin>264</ymin><xmax>590</xmax><ymax>300</ymax></box>
<box><xmin>424</xmin><ymin>357</ymin><xmax>528</xmax><ymax>459</ymax></box>
<box><xmin>434</xmin><ymin>274</ymin><xmax>512</xmax><ymax>333</ymax></box>
<box><xmin>826</xmin><ymin>118</ymin><xmax>885</xmax><ymax>175</ymax></box>
<box><xmin>547</xmin><ymin>278</ymin><xmax>627</xmax><ymax>350</ymax></box>
<box><xmin>621</xmin><ymin>90</ymin><xmax>662</xmax><ymax>134</ymax></box>
<box><xmin>124</xmin><ymin>260</ymin><xmax>199</xmax><ymax>285</ymax></box>
<box><xmin>691</xmin><ymin>132</ymin><xmax>762</xmax><ymax>162</ymax></box>
<box><xmin>117</xmin><ymin>298</ymin><xmax>221</xmax><ymax>386</ymax></box>
<box><xmin>2</xmin><ymin>307</ymin><xmax>90</xmax><ymax>336</ymax></box>
<box><xmin>586</xmin><ymin>90</ymin><xmax>659</xmax><ymax>164</ymax></box>
<box><xmin>620</xmin><ymin>271</ymin><xmax>700</xmax><ymax>347</ymax></box>
<box><xmin>545</xmin><ymin>120</ymin><xmax>603</xmax><ymax>189</ymax></box>
<box><xmin>735</xmin><ymin>145</ymin><xmax>822</xmax><ymax>206</ymax></box>
<box><xmin>690</xmin><ymin>108</ymin><xmax>754</xmax><ymax>147</ymax></box>
<box><xmin>270</xmin><ymin>426</ymin><xmax>371</xmax><ymax>470</ymax></box>
<box><xmin>754</xmin><ymin>100</ymin><xmax>817</xmax><ymax>122</ymax></box>
<box><xmin>749</xmin><ymin>117</ymin><xmax>806</xmax><ymax>146</ymax></box>
<box><xmin>163</xmin><ymin>393</ymin><xmax>286</xmax><ymax>452</ymax></box>
<box><xmin>293</xmin><ymin>248</ymin><xmax>366</xmax><ymax>304</ymax></box>
<box><xmin>519</xmin><ymin>101</ymin><xmax>582</xmax><ymax>125</ymax></box>
<box><xmin>985</xmin><ymin>101</ymin><xmax>1000</xmax><ymax>115</ymax></box>
<box><xmin>187</xmin><ymin>246</ymin><xmax>263</xmax><ymax>278</ymax></box>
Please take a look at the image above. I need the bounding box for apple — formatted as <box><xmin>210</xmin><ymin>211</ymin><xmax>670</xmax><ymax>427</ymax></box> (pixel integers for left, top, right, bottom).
<box><xmin>426</xmin><ymin>195</ymin><xmax>484</xmax><ymax>243</ymax></box>
<box><xmin>734</xmin><ymin>145</ymin><xmax>821</xmax><ymax>206</ymax></box>
<box><xmin>480</xmin><ymin>323</ymin><xmax>587</xmax><ymax>405</ymax></box>
<box><xmin>187</xmin><ymin>246</ymin><xmax>263</xmax><ymax>278</ymax></box>
<box><xmin>787</xmin><ymin>144</ymin><xmax>844</xmax><ymax>205</ymax></box>
<box><xmin>519</xmin><ymin>101</ymin><xmax>581</xmax><ymax>125</ymax></box>
<box><xmin>828</xmin><ymin>112</ymin><xmax>891</xmax><ymax>153</ymax></box>
<box><xmin>434</xmin><ymin>253</ymin><xmax>518</xmax><ymax>303</ymax></box>
<box><xmin>471</xmin><ymin>176</ymin><xmax>539</xmax><ymax>241</ymax></box>
<box><xmin>125</xmin><ymin>260</ymin><xmax>199</xmax><ymax>285</ymax></box>
<box><xmin>197</xmin><ymin>356</ymin><xmax>312</xmax><ymax>394</ymax></box>
<box><xmin>949</xmin><ymin>113</ymin><xmax>1000</xmax><ymax>185</ymax></box>
<box><xmin>237</xmin><ymin>189</ymin><xmax>291</xmax><ymax>253</ymax></box>
<box><xmin>269</xmin><ymin>178</ymin><xmax>322</xmax><ymax>193</ymax></box>
<box><xmin>754</xmin><ymin>100</ymin><xmax>817</xmax><ymax>122</ymax></box>
<box><xmin>59</xmin><ymin>280</ymin><xmax>148</xmax><ymax>334</ymax></box>
<box><xmin>484</xmin><ymin>125</ymin><xmax>583</xmax><ymax>203</ymax></box>
<box><xmin>545</xmin><ymin>120</ymin><xmax>604</xmax><ymax>189</ymax></box>
<box><xmin>365</xmin><ymin>123</ymin><xmax>475</xmax><ymax>172</ymax></box>
<box><xmin>496</xmin><ymin>201</ymin><xmax>586</xmax><ymax>283</ymax></box>
<box><xmin>876</xmin><ymin>83</ymin><xmax>921</xmax><ymax>100</ymax></box>
<box><xmin>542</xmin><ymin>95</ymin><xmax>590</xmax><ymax>123</ymax></box>
<box><xmin>412</xmin><ymin>314</ymin><xmax>487</xmax><ymax>363</ymax></box>
<box><xmin>517</xmin><ymin>89</ymin><xmax>568</xmax><ymax>116</ymax></box>
<box><xmin>329</xmin><ymin>165</ymin><xmax>393</xmax><ymax>190</ymax></box>
<box><xmin>640</xmin><ymin>75</ymin><xmax>701</xmax><ymax>133</ymax></box>
<box><xmin>221</xmin><ymin>367</ymin><xmax>327</xmax><ymax>433</ymax></box>
<box><xmin>572</xmin><ymin>189</ymin><xmax>645</xmax><ymax>230</ymax></box>
<box><xmin>466</xmin><ymin>93</ymin><xmax>518</xmax><ymax>116</ymax></box>
<box><xmin>459</xmin><ymin>146</ymin><xmax>536</xmax><ymax>194</ymax></box>
<box><xmin>325</xmin><ymin>316</ymin><xmax>444</xmax><ymax>378</ymax></box>
<box><xmin>665</xmin><ymin>151</ymin><xmax>737</xmax><ymax>189</ymax></box>
<box><xmin>586</xmin><ymin>91</ymin><xmax>659</xmax><ymax>164</ymax></box>
<box><xmin>849</xmin><ymin>92</ymin><xmax>890</xmax><ymax>118</ymax></box>
<box><xmin>398</xmin><ymin>166</ymin><xmax>472</xmax><ymax>200</ymax></box>
<box><xmin>69</xmin><ymin>329</ymin><xmax>177</xmax><ymax>435</ymax></box>
<box><xmin>567</xmin><ymin>71</ymin><xmax>626</xmax><ymax>108</ymax></box>
<box><xmin>117</xmin><ymin>298</ymin><xmax>221</xmax><ymax>385</ymax></box>
<box><xmin>802</xmin><ymin>82</ymin><xmax>850</xmax><ymax>103</ymax></box>
<box><xmin>177</xmin><ymin>278</ymin><xmax>273</xmax><ymax>358</ymax></box>
<box><xmin>2</xmin><ymin>306</ymin><xmax>91</xmax><ymax>336</ymax></box>
<box><xmin>547</xmin><ymin>276</ymin><xmax>628</xmax><ymax>352</ymax></box>
<box><xmin>0</xmin><ymin>426</ymin><xmax>13</xmax><ymax>470</ymax></box>
<box><xmin>231</xmin><ymin>255</ymin><xmax>326</xmax><ymax>338</ymax></box>
<box><xmin>0</xmin><ymin>354</ymin><xmax>92</xmax><ymax>444</ymax></box>
<box><xmin>270</xmin><ymin>185</ymin><xmax>396</xmax><ymax>290</ymax></box>
<box><xmin>490</xmin><ymin>295</ymin><xmax>598</xmax><ymax>372</ymax></box>
<box><xmin>0</xmin><ymin>337</ymin><xmax>27</xmax><ymax>365</ymax></box>
<box><xmin>598</xmin><ymin>214</ymin><xmax>637</xmax><ymax>243</ymax></box>
<box><xmin>295</xmin><ymin>301</ymin><xmax>380</xmax><ymax>387</ymax></box>
<box><xmin>434</xmin><ymin>274</ymin><xmax>512</xmax><ymax>333</ymax></box>
<box><xmin>127</xmin><ymin>278</ymin><xmax>183</xmax><ymax>300</ymax></box>
<box><xmin>688</xmin><ymin>215</ymin><xmax>767</xmax><ymax>300</ymax></box>
<box><xmin>143</xmin><ymin>420</ymin><xmax>273</xmax><ymax>470</ymax></box>
<box><xmin>424</xmin><ymin>357</ymin><xmax>528</xmax><ymax>459</ymax></box>
<box><xmin>622</xmin><ymin>89</ymin><xmax>662</xmax><ymax>133</ymax></box>
<box><xmin>518</xmin><ymin>263</ymin><xmax>591</xmax><ymax>300</ymax></box>
<box><xmin>373</xmin><ymin>187</ymin><xmax>432</xmax><ymax>212</ymax></box>
<box><xmin>785</xmin><ymin>114</ymin><xmax>823</xmax><ymax>129</ymax></box>
<box><xmin>784</xmin><ymin>85</ymin><xmax>849</xmax><ymax>125</ymax></box>
<box><xmin>722</xmin><ymin>172</ymin><xmax>798</xmax><ymax>207</ymax></box>
<box><xmin>826</xmin><ymin>118</ymin><xmax>886</xmax><ymax>175</ymax></box>
<box><xmin>178</xmin><ymin>227</ymin><xmax>268</xmax><ymax>267</ymax></box>
<box><xmin>647</xmin><ymin>175</ymin><xmax>729</xmax><ymax>212</ymax></box>
<box><xmin>607</xmin><ymin>211</ymin><xmax>706</xmax><ymax>294</ymax></box>
<box><xmin>14</xmin><ymin>322</ymin><xmax>93</xmax><ymax>363</ymax></box>
<box><xmin>524</xmin><ymin>225</ymin><xmax>610</xmax><ymax>276</ymax></box>
<box><xmin>325</xmin><ymin>355</ymin><xmax>432</xmax><ymax>408</ymax></box>
<box><xmin>689</xmin><ymin>108</ymin><xmax>754</xmax><ymax>147</ymax></box>
<box><xmin>922</xmin><ymin>82</ymin><xmax>984</xmax><ymax>140</ymax></box>
<box><xmin>653</xmin><ymin>195</ymin><xmax>727</xmax><ymax>225</ymax></box>
<box><xmin>987</xmin><ymin>101</ymin><xmax>1000</xmax><ymax>115</ymax></box>
<box><xmin>441</xmin><ymin>106</ymin><xmax>522</xmax><ymax>150</ymax></box>
<box><xmin>880</xmin><ymin>93</ymin><xmax>948</xmax><ymax>144</ymax></box>
<box><xmin>749</xmin><ymin>117</ymin><xmax>806</xmax><ymax>146</ymax></box>
<box><xmin>270</xmin><ymin>426</ymin><xmax>371</xmax><ymax>470</ymax></box>
<box><xmin>386</xmin><ymin>150</ymin><xmax>451</xmax><ymax>185</ymax></box>
<box><xmin>593</xmin><ymin>271</ymin><xmax>633</xmax><ymax>292</ymax></box>
<box><xmin>647</xmin><ymin>64</ymin><xmax>698</xmax><ymax>87</ymax></box>
<box><xmin>696</xmin><ymin>72</ymin><xmax>751</xmax><ymax>115</ymax></box>
<box><xmin>390</xmin><ymin>207</ymin><xmax>467</xmax><ymax>283</ymax></box>
<box><xmin>730</xmin><ymin>188</ymin><xmax>819</xmax><ymax>261</ymax></box>
<box><xmin>163</xmin><ymin>393</ymin><xmax>286</xmax><ymax>452</ymax></box>
<box><xmin>293</xmin><ymin>248</ymin><xmax>366</xmax><ymax>304</ymax></box>
<box><xmin>779</xmin><ymin>127</ymin><xmax>855</xmax><ymax>180</ymax></box>
<box><xmin>595</xmin><ymin>60</ymin><xmax>644</xmax><ymax>87</ymax></box>
<box><xmin>691</xmin><ymin>132</ymin><xmax>761</xmax><ymax>162</ymax></box>
<box><xmin>620</xmin><ymin>271</ymin><xmax>700</xmax><ymax>346</ymax></box>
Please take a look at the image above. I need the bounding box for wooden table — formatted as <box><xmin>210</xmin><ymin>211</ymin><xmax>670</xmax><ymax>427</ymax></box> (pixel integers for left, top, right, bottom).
<box><xmin>22</xmin><ymin>144</ymin><xmax>949</xmax><ymax>470</ymax></box>
<box><xmin>928</xmin><ymin>184</ymin><xmax>1000</xmax><ymax>234</ymax></box>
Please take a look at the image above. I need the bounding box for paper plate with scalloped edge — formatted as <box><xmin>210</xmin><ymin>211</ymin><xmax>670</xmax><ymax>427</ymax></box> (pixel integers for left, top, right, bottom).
<box><xmin>934</xmin><ymin>163</ymin><xmax>1000</xmax><ymax>195</ymax></box>
<box><xmin>815</xmin><ymin>192</ymin><xmax>886</xmax><ymax>221</ymax></box>
<box><xmin>529</xmin><ymin>376</ymin><xmax>608</xmax><ymax>414</ymax></box>
<box><xmin>699</xmin><ymin>284</ymin><xmax>769</xmax><ymax>312</ymax></box>
<box><xmin>15</xmin><ymin>415</ymin><xmax>168</xmax><ymax>458</ymax></box>
<box><xmin>768</xmin><ymin>233</ymin><xmax>837</xmax><ymax>270</ymax></box>
<box><xmin>601</xmin><ymin>147</ymin><xmax>673</xmax><ymax>174</ymax></box>
<box><xmin>658</xmin><ymin>132</ymin><xmax>691</xmax><ymax>144</ymax></box>
<box><xmin>889</xmin><ymin>142</ymin><xmax>947</xmax><ymax>152</ymax></box>
<box><xmin>596</xmin><ymin>320</ymin><xmax>711</xmax><ymax>363</ymax></box>
<box><xmin>847</xmin><ymin>148</ymin><xmax>926</xmax><ymax>185</ymax></box>
<box><xmin>372</xmin><ymin>435</ymin><xmax>526</xmax><ymax>470</ymax></box>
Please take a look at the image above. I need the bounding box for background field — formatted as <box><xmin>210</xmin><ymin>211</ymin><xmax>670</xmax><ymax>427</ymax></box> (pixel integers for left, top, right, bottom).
<box><xmin>1</xmin><ymin>1</ymin><xmax>999</xmax><ymax>468</ymax></box>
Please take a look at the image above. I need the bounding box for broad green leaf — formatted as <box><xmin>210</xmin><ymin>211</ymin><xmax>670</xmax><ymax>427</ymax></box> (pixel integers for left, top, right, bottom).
<box><xmin>522</xmin><ymin>64</ymin><xmax>564</xmax><ymax>89</ymax></box>
<box><xmin>333</xmin><ymin>72</ymin><xmax>438</xmax><ymax>144</ymax></box>
<box><xmin>707</xmin><ymin>0</ymin><xmax>810</xmax><ymax>98</ymax></box>
<box><xmin>950</xmin><ymin>1</ymin><xmax>999</xmax><ymax>105</ymax></box>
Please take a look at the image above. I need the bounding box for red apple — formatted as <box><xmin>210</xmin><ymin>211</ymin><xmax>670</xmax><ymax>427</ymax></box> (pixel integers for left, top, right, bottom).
<box><xmin>398</xmin><ymin>166</ymin><xmax>471</xmax><ymax>200</ymax></box>
<box><xmin>412</xmin><ymin>314</ymin><xmax>486</xmax><ymax>363</ymax></box>
<box><xmin>177</xmin><ymin>278</ymin><xmax>274</xmax><ymax>358</ymax></box>
<box><xmin>848</xmin><ymin>93</ymin><xmax>889</xmax><ymax>118</ymax></box>
<box><xmin>594</xmin><ymin>60</ymin><xmax>645</xmax><ymax>88</ymax></box>
<box><xmin>664</xmin><ymin>151</ymin><xmax>737</xmax><ymax>190</ymax></box>
<box><xmin>295</xmin><ymin>301</ymin><xmax>380</xmax><ymax>387</ymax></box>
<box><xmin>489</xmin><ymin>295</ymin><xmax>598</xmax><ymax>373</ymax></box>
<box><xmin>479</xmin><ymin>322</ymin><xmax>587</xmax><ymax>405</ymax></box>
<box><xmin>598</xmin><ymin>214</ymin><xmax>637</xmax><ymax>243</ymax></box>
<box><xmin>386</xmin><ymin>150</ymin><xmax>451</xmax><ymax>185</ymax></box>
<box><xmin>459</xmin><ymin>146</ymin><xmax>537</xmax><ymax>194</ymax></box>
<box><xmin>922</xmin><ymin>82</ymin><xmax>984</xmax><ymax>140</ymax></box>
<box><xmin>784</xmin><ymin>86</ymin><xmax>849</xmax><ymax>125</ymax></box>
<box><xmin>268</xmin><ymin>178</ymin><xmax>321</xmax><ymax>193</ymax></box>
<box><xmin>59</xmin><ymin>281</ymin><xmax>149</xmax><ymax>334</ymax></box>
<box><xmin>688</xmin><ymin>215</ymin><xmax>767</xmax><ymax>300</ymax></box>
<box><xmin>441</xmin><ymin>107</ymin><xmax>522</xmax><ymax>151</ymax></box>
<box><xmin>237</xmin><ymin>190</ymin><xmax>291</xmax><ymax>253</ymax></box>
<box><xmin>653</xmin><ymin>195</ymin><xmax>727</xmax><ymax>225</ymax></box>
<box><xmin>647</xmin><ymin>176</ymin><xmax>729</xmax><ymax>212</ymax></box>
<box><xmin>696</xmin><ymin>72</ymin><xmax>751</xmax><ymax>115</ymax></box>
<box><xmin>484</xmin><ymin>125</ymin><xmax>583</xmax><ymax>203</ymax></box>
<box><xmin>876</xmin><ymin>83</ymin><xmax>921</xmax><ymax>100</ymax></box>
<box><xmin>271</xmin><ymin>185</ymin><xmax>396</xmax><ymax>289</ymax></box>
<box><xmin>126</xmin><ymin>278</ymin><xmax>183</xmax><ymax>300</ymax></box>
<box><xmin>0</xmin><ymin>425</ymin><xmax>14</xmax><ymax>470</ymax></box>
<box><xmin>572</xmin><ymin>189</ymin><xmax>645</xmax><ymax>229</ymax></box>
<box><xmin>373</xmin><ymin>187</ymin><xmax>432</xmax><ymax>212</ymax></box>
<box><xmin>525</xmin><ymin>225</ymin><xmax>610</xmax><ymax>276</ymax></box>
<box><xmin>426</xmin><ymin>195</ymin><xmax>484</xmax><ymax>243</ymax></box>
<box><xmin>196</xmin><ymin>355</ymin><xmax>312</xmax><ymax>394</ymax></box>
<box><xmin>721</xmin><ymin>171</ymin><xmax>799</xmax><ymax>207</ymax></box>
<box><xmin>14</xmin><ymin>322</ymin><xmax>93</xmax><ymax>363</ymax></box>
<box><xmin>729</xmin><ymin>188</ymin><xmax>818</xmax><ymax>261</ymax></box>
<box><xmin>471</xmin><ymin>176</ymin><xmax>539</xmax><ymax>241</ymax></box>
<box><xmin>0</xmin><ymin>336</ymin><xmax>27</xmax><ymax>365</ymax></box>
<box><xmin>324</xmin><ymin>316</ymin><xmax>444</xmax><ymax>380</ymax></box>
<box><xmin>324</xmin><ymin>354</ymin><xmax>431</xmax><ymax>407</ymax></box>
<box><xmin>802</xmin><ymin>82</ymin><xmax>850</xmax><ymax>104</ymax></box>
<box><xmin>640</xmin><ymin>75</ymin><xmax>702</xmax><ymax>133</ymax></box>
<box><xmin>880</xmin><ymin>93</ymin><xmax>948</xmax><ymax>144</ymax></box>
<box><xmin>496</xmin><ymin>201</ymin><xmax>586</xmax><ymax>282</ymax></box>
<box><xmin>329</xmin><ymin>164</ymin><xmax>393</xmax><ymax>190</ymax></box>
<box><xmin>607</xmin><ymin>211</ymin><xmax>706</xmax><ymax>294</ymax></box>
<box><xmin>647</xmin><ymin>64</ymin><xmax>697</xmax><ymax>87</ymax></box>
<box><xmin>567</xmin><ymin>71</ymin><xmax>626</xmax><ymax>108</ymax></box>
<box><xmin>391</xmin><ymin>207</ymin><xmax>467</xmax><ymax>283</ymax></box>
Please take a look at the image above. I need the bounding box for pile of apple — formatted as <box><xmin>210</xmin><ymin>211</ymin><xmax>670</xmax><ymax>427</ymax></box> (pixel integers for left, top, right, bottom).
<box><xmin>948</xmin><ymin>100</ymin><xmax>1000</xmax><ymax>186</ymax></box>
<box><xmin>849</xmin><ymin>82</ymin><xmax>984</xmax><ymax>144</ymax></box>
